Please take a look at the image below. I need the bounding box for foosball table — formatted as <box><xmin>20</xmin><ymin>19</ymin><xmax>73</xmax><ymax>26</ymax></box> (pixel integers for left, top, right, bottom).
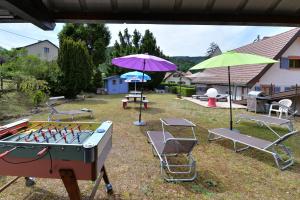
<box><xmin>0</xmin><ymin>119</ymin><xmax>113</xmax><ymax>200</ymax></box>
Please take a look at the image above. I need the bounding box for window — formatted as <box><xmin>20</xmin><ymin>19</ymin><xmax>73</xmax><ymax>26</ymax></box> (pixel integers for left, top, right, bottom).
<box><xmin>112</xmin><ymin>80</ymin><xmax>116</xmax><ymax>85</ymax></box>
<box><xmin>281</xmin><ymin>56</ymin><xmax>300</xmax><ymax>69</ymax></box>
<box><xmin>119</xmin><ymin>79</ymin><xmax>122</xmax><ymax>84</ymax></box>
<box><xmin>44</xmin><ymin>47</ymin><xmax>50</xmax><ymax>54</ymax></box>
<box><xmin>289</xmin><ymin>59</ymin><xmax>300</xmax><ymax>69</ymax></box>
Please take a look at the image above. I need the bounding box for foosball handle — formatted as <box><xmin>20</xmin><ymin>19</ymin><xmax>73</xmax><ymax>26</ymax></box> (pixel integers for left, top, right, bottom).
<box><xmin>0</xmin><ymin>147</ymin><xmax>17</xmax><ymax>159</ymax></box>
<box><xmin>37</xmin><ymin>147</ymin><xmax>48</xmax><ymax>157</ymax></box>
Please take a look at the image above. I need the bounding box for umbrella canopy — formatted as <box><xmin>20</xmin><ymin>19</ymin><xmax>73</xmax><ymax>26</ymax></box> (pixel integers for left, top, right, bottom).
<box><xmin>121</xmin><ymin>71</ymin><xmax>151</xmax><ymax>81</ymax></box>
<box><xmin>112</xmin><ymin>54</ymin><xmax>177</xmax><ymax>126</ymax></box>
<box><xmin>190</xmin><ymin>51</ymin><xmax>277</xmax><ymax>130</ymax></box>
<box><xmin>121</xmin><ymin>71</ymin><xmax>152</xmax><ymax>92</ymax></box>
<box><xmin>190</xmin><ymin>51</ymin><xmax>277</xmax><ymax>70</ymax></box>
<box><xmin>112</xmin><ymin>54</ymin><xmax>176</xmax><ymax>72</ymax></box>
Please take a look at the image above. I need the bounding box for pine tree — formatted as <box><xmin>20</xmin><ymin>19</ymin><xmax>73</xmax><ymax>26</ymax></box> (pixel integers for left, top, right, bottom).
<box><xmin>58</xmin><ymin>23</ymin><xmax>111</xmax><ymax>89</ymax></box>
<box><xmin>57</xmin><ymin>38</ymin><xmax>92</xmax><ymax>98</ymax></box>
<box><xmin>103</xmin><ymin>28</ymin><xmax>167</xmax><ymax>89</ymax></box>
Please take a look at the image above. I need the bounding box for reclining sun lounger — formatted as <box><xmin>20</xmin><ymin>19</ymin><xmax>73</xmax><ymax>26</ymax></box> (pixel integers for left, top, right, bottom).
<box><xmin>208</xmin><ymin>128</ymin><xmax>297</xmax><ymax>170</ymax></box>
<box><xmin>236</xmin><ymin>114</ymin><xmax>295</xmax><ymax>134</ymax></box>
<box><xmin>47</xmin><ymin>103</ymin><xmax>93</xmax><ymax>121</ymax></box>
<box><xmin>147</xmin><ymin>118</ymin><xmax>198</xmax><ymax>182</ymax></box>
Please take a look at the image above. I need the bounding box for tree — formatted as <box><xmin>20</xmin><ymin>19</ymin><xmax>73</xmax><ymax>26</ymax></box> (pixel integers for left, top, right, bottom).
<box><xmin>57</xmin><ymin>38</ymin><xmax>93</xmax><ymax>98</ymax></box>
<box><xmin>206</xmin><ymin>42</ymin><xmax>220</xmax><ymax>57</ymax></box>
<box><xmin>58</xmin><ymin>23</ymin><xmax>111</xmax><ymax>89</ymax></box>
<box><xmin>102</xmin><ymin>29</ymin><xmax>167</xmax><ymax>89</ymax></box>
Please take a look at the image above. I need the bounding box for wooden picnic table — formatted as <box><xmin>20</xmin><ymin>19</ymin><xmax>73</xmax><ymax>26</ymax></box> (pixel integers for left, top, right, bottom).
<box><xmin>125</xmin><ymin>94</ymin><xmax>147</xmax><ymax>102</ymax></box>
<box><xmin>129</xmin><ymin>91</ymin><xmax>141</xmax><ymax>94</ymax></box>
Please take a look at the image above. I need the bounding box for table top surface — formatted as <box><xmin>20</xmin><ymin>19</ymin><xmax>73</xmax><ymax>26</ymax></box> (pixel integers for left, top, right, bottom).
<box><xmin>126</xmin><ymin>94</ymin><xmax>147</xmax><ymax>98</ymax></box>
<box><xmin>160</xmin><ymin>118</ymin><xmax>196</xmax><ymax>127</ymax></box>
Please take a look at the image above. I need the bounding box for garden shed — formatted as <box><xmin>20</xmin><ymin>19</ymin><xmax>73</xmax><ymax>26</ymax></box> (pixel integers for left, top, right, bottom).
<box><xmin>104</xmin><ymin>75</ymin><xmax>128</xmax><ymax>94</ymax></box>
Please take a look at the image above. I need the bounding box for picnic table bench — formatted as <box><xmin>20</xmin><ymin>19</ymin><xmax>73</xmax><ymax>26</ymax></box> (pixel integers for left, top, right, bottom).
<box><xmin>122</xmin><ymin>98</ymin><xmax>149</xmax><ymax>109</ymax></box>
<box><xmin>125</xmin><ymin>94</ymin><xmax>147</xmax><ymax>102</ymax></box>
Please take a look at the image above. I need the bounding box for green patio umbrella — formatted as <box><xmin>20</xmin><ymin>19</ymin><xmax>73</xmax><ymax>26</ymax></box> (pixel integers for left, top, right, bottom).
<box><xmin>190</xmin><ymin>51</ymin><xmax>278</xmax><ymax>130</ymax></box>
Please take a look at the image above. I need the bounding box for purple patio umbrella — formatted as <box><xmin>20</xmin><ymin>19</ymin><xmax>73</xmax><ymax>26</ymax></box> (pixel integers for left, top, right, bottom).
<box><xmin>112</xmin><ymin>54</ymin><xmax>177</xmax><ymax>126</ymax></box>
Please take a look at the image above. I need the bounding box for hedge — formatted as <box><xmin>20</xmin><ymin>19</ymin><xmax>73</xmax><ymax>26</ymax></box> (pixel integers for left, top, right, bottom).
<box><xmin>175</xmin><ymin>86</ymin><xmax>196</xmax><ymax>97</ymax></box>
<box><xmin>168</xmin><ymin>86</ymin><xmax>196</xmax><ymax>96</ymax></box>
<box><xmin>160</xmin><ymin>82</ymin><xmax>195</xmax><ymax>88</ymax></box>
<box><xmin>170</xmin><ymin>86</ymin><xmax>178</xmax><ymax>94</ymax></box>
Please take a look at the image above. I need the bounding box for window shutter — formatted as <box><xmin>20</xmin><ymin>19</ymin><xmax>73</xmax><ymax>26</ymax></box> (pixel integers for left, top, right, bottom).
<box><xmin>280</xmin><ymin>57</ymin><xmax>289</xmax><ymax>69</ymax></box>
<box><xmin>284</xmin><ymin>87</ymin><xmax>291</xmax><ymax>92</ymax></box>
<box><xmin>254</xmin><ymin>86</ymin><xmax>261</xmax><ymax>91</ymax></box>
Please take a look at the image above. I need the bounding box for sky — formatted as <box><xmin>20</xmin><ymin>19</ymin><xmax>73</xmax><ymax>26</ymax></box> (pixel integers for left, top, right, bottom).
<box><xmin>0</xmin><ymin>23</ymin><xmax>294</xmax><ymax>57</ymax></box>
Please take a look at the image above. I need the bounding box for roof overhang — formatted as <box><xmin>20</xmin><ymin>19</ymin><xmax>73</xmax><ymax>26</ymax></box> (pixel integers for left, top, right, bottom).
<box><xmin>1</xmin><ymin>0</ymin><xmax>300</xmax><ymax>30</ymax></box>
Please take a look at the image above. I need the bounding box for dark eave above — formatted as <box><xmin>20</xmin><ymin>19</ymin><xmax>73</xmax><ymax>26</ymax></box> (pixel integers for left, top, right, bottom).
<box><xmin>1</xmin><ymin>0</ymin><xmax>300</xmax><ymax>30</ymax></box>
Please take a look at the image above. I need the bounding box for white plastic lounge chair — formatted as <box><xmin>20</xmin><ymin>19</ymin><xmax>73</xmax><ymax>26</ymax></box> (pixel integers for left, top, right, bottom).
<box><xmin>147</xmin><ymin>118</ymin><xmax>198</xmax><ymax>182</ymax></box>
<box><xmin>46</xmin><ymin>103</ymin><xmax>93</xmax><ymax>121</ymax></box>
<box><xmin>208</xmin><ymin>128</ymin><xmax>297</xmax><ymax>170</ymax></box>
<box><xmin>269</xmin><ymin>99</ymin><xmax>292</xmax><ymax>119</ymax></box>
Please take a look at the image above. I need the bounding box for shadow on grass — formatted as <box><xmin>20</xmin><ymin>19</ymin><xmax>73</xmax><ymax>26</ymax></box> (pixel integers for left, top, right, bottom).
<box><xmin>178</xmin><ymin>170</ymin><xmax>226</xmax><ymax>195</ymax></box>
<box><xmin>68</xmin><ymin>100</ymin><xmax>108</xmax><ymax>106</ymax></box>
<box><xmin>23</xmin><ymin>187</ymin><xmax>68</xmax><ymax>200</ymax></box>
<box><xmin>138</xmin><ymin>120</ymin><xmax>162</xmax><ymax>136</ymax></box>
<box><xmin>132</xmin><ymin>107</ymin><xmax>165</xmax><ymax>114</ymax></box>
<box><xmin>23</xmin><ymin>186</ymin><xmax>122</xmax><ymax>200</ymax></box>
<box><xmin>211</xmin><ymin>139</ymin><xmax>300</xmax><ymax>172</ymax></box>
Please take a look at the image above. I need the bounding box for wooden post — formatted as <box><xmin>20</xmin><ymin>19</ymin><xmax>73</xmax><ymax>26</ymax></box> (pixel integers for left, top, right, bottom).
<box><xmin>270</xmin><ymin>83</ymin><xmax>273</xmax><ymax>96</ymax></box>
<box><xmin>59</xmin><ymin>169</ymin><xmax>81</xmax><ymax>200</ymax></box>
<box><xmin>0</xmin><ymin>76</ymin><xmax>2</xmax><ymax>98</ymax></box>
<box><xmin>295</xmin><ymin>84</ymin><xmax>298</xmax><ymax>111</ymax></box>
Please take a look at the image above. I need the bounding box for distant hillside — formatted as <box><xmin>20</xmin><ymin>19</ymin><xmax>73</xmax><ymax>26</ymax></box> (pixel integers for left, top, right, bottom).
<box><xmin>170</xmin><ymin>56</ymin><xmax>208</xmax><ymax>72</ymax></box>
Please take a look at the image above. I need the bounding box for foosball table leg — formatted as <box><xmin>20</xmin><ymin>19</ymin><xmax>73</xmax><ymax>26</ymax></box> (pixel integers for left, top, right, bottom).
<box><xmin>102</xmin><ymin>166</ymin><xmax>113</xmax><ymax>194</ymax></box>
<box><xmin>89</xmin><ymin>166</ymin><xmax>113</xmax><ymax>200</ymax></box>
<box><xmin>59</xmin><ymin>169</ymin><xmax>81</xmax><ymax>200</ymax></box>
<box><xmin>25</xmin><ymin>177</ymin><xmax>36</xmax><ymax>187</ymax></box>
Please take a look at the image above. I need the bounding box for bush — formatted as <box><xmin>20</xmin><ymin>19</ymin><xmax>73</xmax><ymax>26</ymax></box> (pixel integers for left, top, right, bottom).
<box><xmin>20</xmin><ymin>77</ymin><xmax>48</xmax><ymax>107</ymax></box>
<box><xmin>33</xmin><ymin>90</ymin><xmax>47</xmax><ymax>107</ymax></box>
<box><xmin>176</xmin><ymin>86</ymin><xmax>196</xmax><ymax>97</ymax></box>
<box><xmin>169</xmin><ymin>86</ymin><xmax>177</xmax><ymax>94</ymax></box>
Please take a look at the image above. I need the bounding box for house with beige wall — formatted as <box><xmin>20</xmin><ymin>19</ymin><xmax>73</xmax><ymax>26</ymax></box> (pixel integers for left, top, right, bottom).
<box><xmin>17</xmin><ymin>40</ymin><xmax>58</xmax><ymax>61</ymax></box>
<box><xmin>192</xmin><ymin>28</ymin><xmax>300</xmax><ymax>105</ymax></box>
<box><xmin>164</xmin><ymin>71</ymin><xmax>193</xmax><ymax>85</ymax></box>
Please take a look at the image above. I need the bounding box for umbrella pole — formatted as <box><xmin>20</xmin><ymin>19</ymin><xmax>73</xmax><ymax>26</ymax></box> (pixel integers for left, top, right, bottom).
<box><xmin>228</xmin><ymin>66</ymin><xmax>233</xmax><ymax>130</ymax></box>
<box><xmin>137</xmin><ymin>60</ymin><xmax>145</xmax><ymax>125</ymax></box>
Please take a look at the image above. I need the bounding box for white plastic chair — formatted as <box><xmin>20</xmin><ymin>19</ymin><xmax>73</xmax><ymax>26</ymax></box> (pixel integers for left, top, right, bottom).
<box><xmin>269</xmin><ymin>99</ymin><xmax>292</xmax><ymax>119</ymax></box>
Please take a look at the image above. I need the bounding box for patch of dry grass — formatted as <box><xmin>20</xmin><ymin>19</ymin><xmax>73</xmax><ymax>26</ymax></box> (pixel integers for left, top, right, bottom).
<box><xmin>0</xmin><ymin>93</ymin><xmax>300</xmax><ymax>200</ymax></box>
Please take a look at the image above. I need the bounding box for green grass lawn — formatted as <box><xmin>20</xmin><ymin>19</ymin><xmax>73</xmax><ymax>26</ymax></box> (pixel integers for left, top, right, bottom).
<box><xmin>1</xmin><ymin>93</ymin><xmax>300</xmax><ymax>200</ymax></box>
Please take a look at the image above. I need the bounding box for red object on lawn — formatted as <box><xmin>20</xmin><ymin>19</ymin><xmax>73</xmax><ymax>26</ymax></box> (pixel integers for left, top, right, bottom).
<box><xmin>208</xmin><ymin>98</ymin><xmax>217</xmax><ymax>107</ymax></box>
